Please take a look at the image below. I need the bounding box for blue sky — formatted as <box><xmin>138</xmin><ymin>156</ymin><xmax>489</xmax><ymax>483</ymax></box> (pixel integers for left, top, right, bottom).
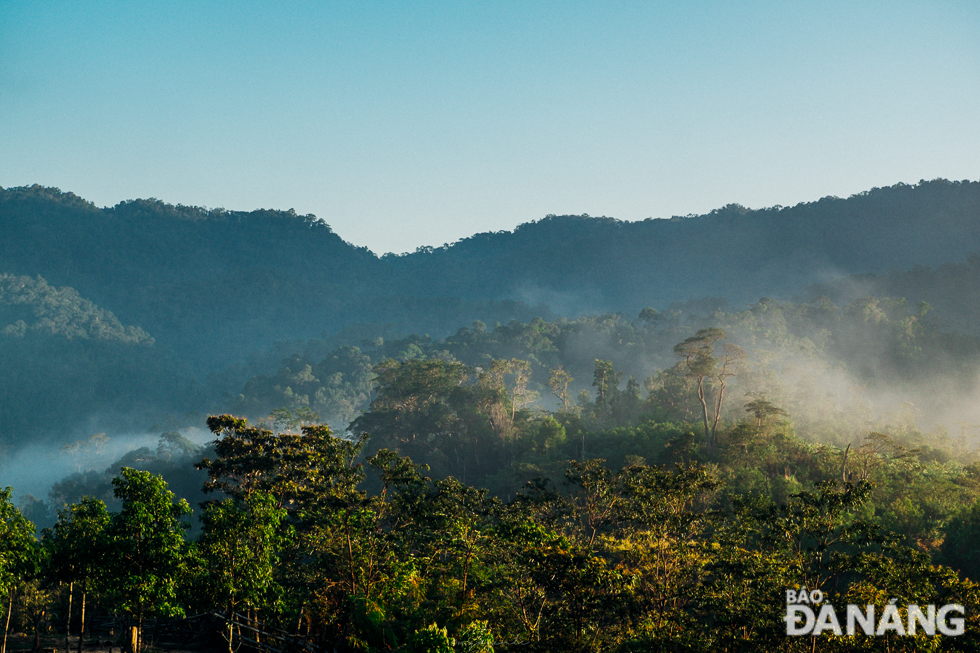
<box><xmin>1</xmin><ymin>1</ymin><xmax>978</xmax><ymax>254</ymax></box>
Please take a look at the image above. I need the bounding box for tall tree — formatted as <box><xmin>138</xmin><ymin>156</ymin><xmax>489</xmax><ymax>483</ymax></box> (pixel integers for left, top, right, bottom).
<box><xmin>672</xmin><ymin>328</ymin><xmax>743</xmax><ymax>453</ymax></box>
<box><xmin>351</xmin><ymin>359</ymin><xmax>474</xmax><ymax>477</ymax></box>
<box><xmin>548</xmin><ymin>367</ymin><xmax>574</xmax><ymax>413</ymax></box>
<box><xmin>104</xmin><ymin>469</ymin><xmax>190</xmax><ymax>652</ymax></box>
<box><xmin>196</xmin><ymin>493</ymin><xmax>285</xmax><ymax>653</ymax></box>
<box><xmin>0</xmin><ymin>488</ymin><xmax>36</xmax><ymax>653</ymax></box>
<box><xmin>709</xmin><ymin>342</ymin><xmax>745</xmax><ymax>443</ymax></box>
<box><xmin>46</xmin><ymin>497</ymin><xmax>110</xmax><ymax>653</ymax></box>
<box><xmin>591</xmin><ymin>360</ymin><xmax>621</xmax><ymax>409</ymax></box>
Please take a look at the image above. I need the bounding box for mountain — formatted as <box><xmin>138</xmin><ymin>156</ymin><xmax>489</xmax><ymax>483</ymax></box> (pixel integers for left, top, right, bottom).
<box><xmin>0</xmin><ymin>274</ymin><xmax>202</xmax><ymax>443</ymax></box>
<box><xmin>799</xmin><ymin>255</ymin><xmax>980</xmax><ymax>337</ymax></box>
<box><xmin>2</xmin><ymin>178</ymin><xmax>980</xmax><ymax>443</ymax></box>
<box><xmin>2</xmin><ymin>179</ymin><xmax>979</xmax><ymax>373</ymax></box>
<box><xmin>384</xmin><ymin>179</ymin><xmax>980</xmax><ymax>313</ymax></box>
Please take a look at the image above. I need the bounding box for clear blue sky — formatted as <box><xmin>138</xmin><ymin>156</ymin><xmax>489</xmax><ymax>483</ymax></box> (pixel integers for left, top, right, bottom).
<box><xmin>2</xmin><ymin>1</ymin><xmax>978</xmax><ymax>254</ymax></box>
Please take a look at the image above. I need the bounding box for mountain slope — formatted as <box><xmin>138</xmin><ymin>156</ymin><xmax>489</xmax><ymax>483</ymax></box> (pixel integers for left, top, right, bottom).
<box><xmin>2</xmin><ymin>179</ymin><xmax>979</xmax><ymax>371</ymax></box>
<box><xmin>386</xmin><ymin>179</ymin><xmax>980</xmax><ymax>312</ymax></box>
<box><xmin>0</xmin><ymin>275</ymin><xmax>201</xmax><ymax>443</ymax></box>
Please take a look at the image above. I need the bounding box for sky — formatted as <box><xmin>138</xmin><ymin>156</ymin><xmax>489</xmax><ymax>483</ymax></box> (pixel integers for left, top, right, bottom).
<box><xmin>1</xmin><ymin>1</ymin><xmax>978</xmax><ymax>255</ymax></box>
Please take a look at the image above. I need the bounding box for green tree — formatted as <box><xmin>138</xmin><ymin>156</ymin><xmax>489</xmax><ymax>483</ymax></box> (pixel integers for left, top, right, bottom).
<box><xmin>548</xmin><ymin>367</ymin><xmax>574</xmax><ymax>413</ymax></box>
<box><xmin>0</xmin><ymin>488</ymin><xmax>36</xmax><ymax>653</ymax></box>
<box><xmin>199</xmin><ymin>415</ymin><xmax>366</xmax><ymax>512</ymax></box>
<box><xmin>352</xmin><ymin>359</ymin><xmax>469</xmax><ymax>451</ymax></box>
<box><xmin>409</xmin><ymin>623</ymin><xmax>454</xmax><ymax>653</ymax></box>
<box><xmin>196</xmin><ymin>492</ymin><xmax>286</xmax><ymax>653</ymax></box>
<box><xmin>104</xmin><ymin>469</ymin><xmax>191</xmax><ymax>652</ymax></box>
<box><xmin>743</xmin><ymin>393</ymin><xmax>788</xmax><ymax>427</ymax></box>
<box><xmin>45</xmin><ymin>497</ymin><xmax>110</xmax><ymax>653</ymax></box>
<box><xmin>591</xmin><ymin>360</ymin><xmax>621</xmax><ymax>410</ymax></box>
<box><xmin>673</xmin><ymin>329</ymin><xmax>722</xmax><ymax>452</ymax></box>
<box><xmin>673</xmin><ymin>328</ymin><xmax>744</xmax><ymax>454</ymax></box>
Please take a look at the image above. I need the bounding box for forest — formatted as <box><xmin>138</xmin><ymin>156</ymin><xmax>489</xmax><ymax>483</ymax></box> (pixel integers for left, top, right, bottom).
<box><xmin>5</xmin><ymin>302</ymin><xmax>980</xmax><ymax>651</ymax></box>
<box><xmin>3</xmin><ymin>181</ymin><xmax>980</xmax><ymax>650</ymax></box>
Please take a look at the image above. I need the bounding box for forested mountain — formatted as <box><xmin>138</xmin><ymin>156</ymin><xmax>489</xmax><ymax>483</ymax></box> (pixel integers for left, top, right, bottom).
<box><xmin>801</xmin><ymin>254</ymin><xmax>980</xmax><ymax>337</ymax></box>
<box><xmin>2</xmin><ymin>180</ymin><xmax>979</xmax><ymax>370</ymax></box>
<box><xmin>0</xmin><ymin>275</ymin><xmax>203</xmax><ymax>442</ymax></box>
<box><xmin>382</xmin><ymin>178</ymin><xmax>980</xmax><ymax>313</ymax></box>
<box><xmin>2</xmin><ymin>179</ymin><xmax>980</xmax><ymax>444</ymax></box>
<box><xmin>8</xmin><ymin>180</ymin><xmax>980</xmax><ymax>650</ymax></box>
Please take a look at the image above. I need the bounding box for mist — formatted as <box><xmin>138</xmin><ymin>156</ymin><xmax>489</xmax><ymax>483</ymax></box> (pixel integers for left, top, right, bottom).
<box><xmin>0</xmin><ymin>425</ymin><xmax>213</xmax><ymax>527</ymax></box>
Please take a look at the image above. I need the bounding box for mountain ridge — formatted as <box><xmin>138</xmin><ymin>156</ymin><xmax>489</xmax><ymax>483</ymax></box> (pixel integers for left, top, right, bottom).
<box><xmin>2</xmin><ymin>179</ymin><xmax>979</xmax><ymax>368</ymax></box>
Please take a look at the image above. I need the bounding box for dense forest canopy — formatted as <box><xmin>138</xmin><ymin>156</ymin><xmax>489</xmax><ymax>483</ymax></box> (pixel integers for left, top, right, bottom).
<box><xmin>5</xmin><ymin>349</ymin><xmax>980</xmax><ymax>651</ymax></box>
<box><xmin>801</xmin><ymin>255</ymin><xmax>980</xmax><ymax>338</ymax></box>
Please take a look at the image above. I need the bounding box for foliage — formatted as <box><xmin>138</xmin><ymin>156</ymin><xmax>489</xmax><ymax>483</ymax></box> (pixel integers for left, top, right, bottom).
<box><xmin>102</xmin><ymin>468</ymin><xmax>191</xmax><ymax>650</ymax></box>
<box><xmin>0</xmin><ymin>488</ymin><xmax>36</xmax><ymax>594</ymax></box>
<box><xmin>45</xmin><ymin>496</ymin><xmax>110</xmax><ymax>590</ymax></box>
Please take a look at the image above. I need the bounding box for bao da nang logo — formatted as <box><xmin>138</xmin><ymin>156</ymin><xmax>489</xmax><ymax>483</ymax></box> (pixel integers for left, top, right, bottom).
<box><xmin>784</xmin><ymin>588</ymin><xmax>965</xmax><ymax>637</ymax></box>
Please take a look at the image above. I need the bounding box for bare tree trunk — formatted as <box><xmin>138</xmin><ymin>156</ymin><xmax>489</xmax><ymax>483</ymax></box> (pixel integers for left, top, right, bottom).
<box><xmin>66</xmin><ymin>582</ymin><xmax>74</xmax><ymax>652</ymax></box>
<box><xmin>710</xmin><ymin>378</ymin><xmax>728</xmax><ymax>448</ymax></box>
<box><xmin>2</xmin><ymin>588</ymin><xmax>14</xmax><ymax>653</ymax></box>
<box><xmin>226</xmin><ymin>605</ymin><xmax>235</xmax><ymax>653</ymax></box>
<box><xmin>77</xmin><ymin>588</ymin><xmax>86</xmax><ymax>653</ymax></box>
<box><xmin>128</xmin><ymin>625</ymin><xmax>138</xmax><ymax>653</ymax></box>
<box><xmin>696</xmin><ymin>378</ymin><xmax>711</xmax><ymax>453</ymax></box>
<box><xmin>32</xmin><ymin>607</ymin><xmax>43</xmax><ymax>653</ymax></box>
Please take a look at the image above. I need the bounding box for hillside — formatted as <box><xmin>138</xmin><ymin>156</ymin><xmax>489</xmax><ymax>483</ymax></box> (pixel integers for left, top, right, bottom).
<box><xmin>385</xmin><ymin>179</ymin><xmax>980</xmax><ymax>312</ymax></box>
<box><xmin>0</xmin><ymin>186</ymin><xmax>550</xmax><ymax>370</ymax></box>
<box><xmin>2</xmin><ymin>179</ymin><xmax>980</xmax><ymax>442</ymax></box>
<box><xmin>0</xmin><ymin>275</ymin><xmax>202</xmax><ymax>443</ymax></box>
<box><xmin>800</xmin><ymin>255</ymin><xmax>980</xmax><ymax>337</ymax></box>
<box><xmin>3</xmin><ymin>180</ymin><xmax>979</xmax><ymax>369</ymax></box>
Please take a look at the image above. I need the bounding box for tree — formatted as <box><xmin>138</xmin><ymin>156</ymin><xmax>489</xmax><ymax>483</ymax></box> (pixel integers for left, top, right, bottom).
<box><xmin>196</xmin><ymin>493</ymin><xmax>285</xmax><ymax>653</ymax></box>
<box><xmin>46</xmin><ymin>497</ymin><xmax>110</xmax><ymax>653</ymax></box>
<box><xmin>591</xmin><ymin>360</ymin><xmax>621</xmax><ymax>409</ymax></box>
<box><xmin>710</xmin><ymin>342</ymin><xmax>745</xmax><ymax>440</ymax></box>
<box><xmin>199</xmin><ymin>415</ymin><xmax>365</xmax><ymax>512</ymax></box>
<box><xmin>0</xmin><ymin>488</ymin><xmax>36</xmax><ymax>653</ymax></box>
<box><xmin>548</xmin><ymin>367</ymin><xmax>574</xmax><ymax>413</ymax></box>
<box><xmin>673</xmin><ymin>329</ymin><xmax>744</xmax><ymax>453</ymax></box>
<box><xmin>638</xmin><ymin>307</ymin><xmax>660</xmax><ymax>325</ymax></box>
<box><xmin>507</xmin><ymin>359</ymin><xmax>536</xmax><ymax>419</ymax></box>
<box><xmin>673</xmin><ymin>329</ymin><xmax>722</xmax><ymax>452</ymax></box>
<box><xmin>351</xmin><ymin>359</ymin><xmax>469</xmax><ymax>460</ymax></box>
<box><xmin>103</xmin><ymin>469</ymin><xmax>190</xmax><ymax>652</ymax></box>
<box><xmin>743</xmin><ymin>394</ymin><xmax>788</xmax><ymax>427</ymax></box>
<box><xmin>197</xmin><ymin>416</ymin><xmax>282</xmax><ymax>502</ymax></box>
